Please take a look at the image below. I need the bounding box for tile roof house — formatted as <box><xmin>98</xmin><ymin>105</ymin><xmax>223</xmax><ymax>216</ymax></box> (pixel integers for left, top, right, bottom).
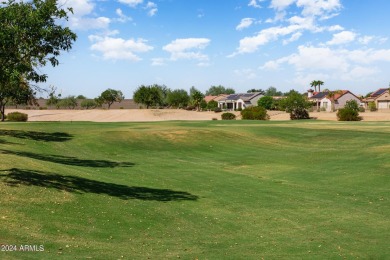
<box><xmin>217</xmin><ymin>92</ymin><xmax>263</xmax><ymax>110</ymax></box>
<box><xmin>363</xmin><ymin>88</ymin><xmax>390</xmax><ymax>109</ymax></box>
<box><xmin>204</xmin><ymin>94</ymin><xmax>228</xmax><ymax>103</ymax></box>
<box><xmin>309</xmin><ymin>90</ymin><xmax>361</xmax><ymax>112</ymax></box>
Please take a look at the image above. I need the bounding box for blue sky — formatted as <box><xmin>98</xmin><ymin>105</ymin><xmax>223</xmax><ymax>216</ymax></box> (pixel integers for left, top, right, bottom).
<box><xmin>42</xmin><ymin>0</ymin><xmax>390</xmax><ymax>98</ymax></box>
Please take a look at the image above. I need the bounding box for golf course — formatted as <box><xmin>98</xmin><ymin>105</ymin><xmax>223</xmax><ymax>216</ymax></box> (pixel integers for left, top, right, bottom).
<box><xmin>0</xmin><ymin>120</ymin><xmax>389</xmax><ymax>259</ymax></box>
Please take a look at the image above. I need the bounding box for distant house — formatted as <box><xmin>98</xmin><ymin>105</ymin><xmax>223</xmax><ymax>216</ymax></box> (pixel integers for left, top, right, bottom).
<box><xmin>363</xmin><ymin>88</ymin><xmax>390</xmax><ymax>109</ymax></box>
<box><xmin>217</xmin><ymin>92</ymin><xmax>263</xmax><ymax>110</ymax></box>
<box><xmin>309</xmin><ymin>90</ymin><xmax>361</xmax><ymax>112</ymax></box>
<box><xmin>204</xmin><ymin>94</ymin><xmax>228</xmax><ymax>103</ymax></box>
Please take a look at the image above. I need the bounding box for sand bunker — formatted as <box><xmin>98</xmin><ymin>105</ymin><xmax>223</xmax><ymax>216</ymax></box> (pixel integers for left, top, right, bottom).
<box><xmin>5</xmin><ymin>109</ymin><xmax>390</xmax><ymax>122</ymax></box>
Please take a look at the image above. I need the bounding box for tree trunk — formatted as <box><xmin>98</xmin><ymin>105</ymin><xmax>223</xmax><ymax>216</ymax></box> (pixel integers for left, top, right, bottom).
<box><xmin>0</xmin><ymin>103</ymin><xmax>5</xmax><ymax>122</ymax></box>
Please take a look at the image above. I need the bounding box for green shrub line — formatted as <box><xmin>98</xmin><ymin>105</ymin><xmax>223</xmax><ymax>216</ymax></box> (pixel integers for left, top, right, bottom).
<box><xmin>221</xmin><ymin>112</ymin><xmax>236</xmax><ymax>120</ymax></box>
<box><xmin>6</xmin><ymin>112</ymin><xmax>28</xmax><ymax>122</ymax></box>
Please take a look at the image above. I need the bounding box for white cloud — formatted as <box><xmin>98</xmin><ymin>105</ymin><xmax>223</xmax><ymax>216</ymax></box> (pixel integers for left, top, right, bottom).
<box><xmin>163</xmin><ymin>38</ymin><xmax>211</xmax><ymax>61</ymax></box>
<box><xmin>261</xmin><ymin>45</ymin><xmax>390</xmax><ymax>82</ymax></box>
<box><xmin>234</xmin><ymin>69</ymin><xmax>257</xmax><ymax>79</ymax></box>
<box><xmin>236</xmin><ymin>18</ymin><xmax>255</xmax><ymax>31</ymax></box>
<box><xmin>296</xmin><ymin>0</ymin><xmax>342</xmax><ymax>18</ymax></box>
<box><xmin>118</xmin><ymin>0</ymin><xmax>143</xmax><ymax>8</ymax></box>
<box><xmin>283</xmin><ymin>32</ymin><xmax>303</xmax><ymax>45</ymax></box>
<box><xmin>89</xmin><ymin>35</ymin><xmax>153</xmax><ymax>61</ymax></box>
<box><xmin>327</xmin><ymin>25</ymin><xmax>344</xmax><ymax>32</ymax></box>
<box><xmin>270</xmin><ymin>0</ymin><xmax>296</xmax><ymax>11</ymax></box>
<box><xmin>145</xmin><ymin>2</ymin><xmax>158</xmax><ymax>16</ymax></box>
<box><xmin>327</xmin><ymin>31</ymin><xmax>356</xmax><ymax>45</ymax></box>
<box><xmin>57</xmin><ymin>0</ymin><xmax>111</xmax><ymax>30</ymax></box>
<box><xmin>116</xmin><ymin>8</ymin><xmax>132</xmax><ymax>23</ymax></box>
<box><xmin>248</xmin><ymin>0</ymin><xmax>263</xmax><ymax>8</ymax></box>
<box><xmin>151</xmin><ymin>58</ymin><xmax>166</xmax><ymax>66</ymax></box>
<box><xmin>358</xmin><ymin>36</ymin><xmax>373</xmax><ymax>45</ymax></box>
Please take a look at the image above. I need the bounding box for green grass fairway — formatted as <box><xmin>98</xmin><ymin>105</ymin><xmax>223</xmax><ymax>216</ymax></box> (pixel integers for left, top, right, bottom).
<box><xmin>1</xmin><ymin>120</ymin><xmax>389</xmax><ymax>259</ymax></box>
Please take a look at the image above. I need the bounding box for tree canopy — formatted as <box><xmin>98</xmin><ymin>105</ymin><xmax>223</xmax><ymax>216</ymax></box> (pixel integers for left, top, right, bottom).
<box><xmin>133</xmin><ymin>84</ymin><xmax>167</xmax><ymax>109</ymax></box>
<box><xmin>99</xmin><ymin>89</ymin><xmax>124</xmax><ymax>109</ymax></box>
<box><xmin>166</xmin><ymin>89</ymin><xmax>190</xmax><ymax>108</ymax></box>
<box><xmin>280</xmin><ymin>91</ymin><xmax>311</xmax><ymax>120</ymax></box>
<box><xmin>0</xmin><ymin>0</ymin><xmax>77</xmax><ymax>120</ymax></box>
<box><xmin>265</xmin><ymin>87</ymin><xmax>283</xmax><ymax>97</ymax></box>
<box><xmin>205</xmin><ymin>85</ymin><xmax>235</xmax><ymax>96</ymax></box>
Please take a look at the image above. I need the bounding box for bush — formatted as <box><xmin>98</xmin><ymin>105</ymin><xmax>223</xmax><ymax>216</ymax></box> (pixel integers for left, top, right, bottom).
<box><xmin>358</xmin><ymin>106</ymin><xmax>365</xmax><ymax>112</ymax></box>
<box><xmin>185</xmin><ymin>105</ymin><xmax>195</xmax><ymax>111</ymax></box>
<box><xmin>241</xmin><ymin>106</ymin><xmax>269</xmax><ymax>120</ymax></box>
<box><xmin>337</xmin><ymin>108</ymin><xmax>362</xmax><ymax>121</ymax></box>
<box><xmin>221</xmin><ymin>112</ymin><xmax>236</xmax><ymax>120</ymax></box>
<box><xmin>7</xmin><ymin>112</ymin><xmax>28</xmax><ymax>122</ymax></box>
<box><xmin>320</xmin><ymin>107</ymin><xmax>326</xmax><ymax>112</ymax></box>
<box><xmin>290</xmin><ymin>108</ymin><xmax>310</xmax><ymax>120</ymax></box>
<box><xmin>368</xmin><ymin>102</ymin><xmax>377</xmax><ymax>112</ymax></box>
<box><xmin>207</xmin><ymin>100</ymin><xmax>218</xmax><ymax>110</ymax></box>
<box><xmin>214</xmin><ymin>107</ymin><xmax>222</xmax><ymax>113</ymax></box>
<box><xmin>257</xmin><ymin>96</ymin><xmax>273</xmax><ymax>109</ymax></box>
<box><xmin>81</xmin><ymin>99</ymin><xmax>97</xmax><ymax>109</ymax></box>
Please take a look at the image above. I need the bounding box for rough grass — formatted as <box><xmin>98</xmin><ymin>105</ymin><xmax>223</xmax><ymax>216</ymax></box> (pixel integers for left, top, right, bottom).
<box><xmin>0</xmin><ymin>120</ymin><xmax>389</xmax><ymax>259</ymax></box>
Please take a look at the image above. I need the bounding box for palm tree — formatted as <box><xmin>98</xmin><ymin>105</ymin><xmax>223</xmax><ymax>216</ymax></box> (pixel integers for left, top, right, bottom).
<box><xmin>310</xmin><ymin>80</ymin><xmax>317</xmax><ymax>92</ymax></box>
<box><xmin>317</xmin><ymin>80</ymin><xmax>324</xmax><ymax>92</ymax></box>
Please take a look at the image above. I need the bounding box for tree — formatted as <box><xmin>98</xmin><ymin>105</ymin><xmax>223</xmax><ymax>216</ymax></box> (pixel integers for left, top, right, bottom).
<box><xmin>191</xmin><ymin>90</ymin><xmax>204</xmax><ymax>111</ymax></box>
<box><xmin>207</xmin><ymin>100</ymin><xmax>218</xmax><ymax>110</ymax></box>
<box><xmin>310</xmin><ymin>80</ymin><xmax>324</xmax><ymax>93</ymax></box>
<box><xmin>310</xmin><ymin>80</ymin><xmax>317</xmax><ymax>92</ymax></box>
<box><xmin>57</xmin><ymin>95</ymin><xmax>78</xmax><ymax>109</ymax></box>
<box><xmin>257</xmin><ymin>96</ymin><xmax>274</xmax><ymax>110</ymax></box>
<box><xmin>337</xmin><ymin>100</ymin><xmax>362</xmax><ymax>121</ymax></box>
<box><xmin>0</xmin><ymin>0</ymin><xmax>76</xmax><ymax>119</ymax></box>
<box><xmin>133</xmin><ymin>85</ymin><xmax>164</xmax><ymax>109</ymax></box>
<box><xmin>81</xmin><ymin>99</ymin><xmax>97</xmax><ymax>109</ymax></box>
<box><xmin>280</xmin><ymin>91</ymin><xmax>311</xmax><ymax>120</ymax></box>
<box><xmin>98</xmin><ymin>89</ymin><xmax>124</xmax><ymax>109</ymax></box>
<box><xmin>76</xmin><ymin>95</ymin><xmax>87</xmax><ymax>99</ymax></box>
<box><xmin>265</xmin><ymin>86</ymin><xmax>283</xmax><ymax>96</ymax></box>
<box><xmin>46</xmin><ymin>86</ymin><xmax>61</xmax><ymax>108</ymax></box>
<box><xmin>205</xmin><ymin>85</ymin><xmax>235</xmax><ymax>96</ymax></box>
<box><xmin>317</xmin><ymin>80</ymin><xmax>324</xmax><ymax>92</ymax></box>
<box><xmin>247</xmin><ymin>89</ymin><xmax>265</xmax><ymax>94</ymax></box>
<box><xmin>166</xmin><ymin>89</ymin><xmax>190</xmax><ymax>108</ymax></box>
<box><xmin>0</xmin><ymin>78</ymin><xmax>36</xmax><ymax>120</ymax></box>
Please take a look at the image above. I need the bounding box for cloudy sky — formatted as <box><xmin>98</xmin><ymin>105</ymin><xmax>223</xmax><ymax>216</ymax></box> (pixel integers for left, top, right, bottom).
<box><xmin>41</xmin><ymin>0</ymin><xmax>390</xmax><ymax>98</ymax></box>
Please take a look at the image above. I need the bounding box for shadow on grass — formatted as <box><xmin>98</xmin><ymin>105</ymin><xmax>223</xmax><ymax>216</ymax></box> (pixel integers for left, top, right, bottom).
<box><xmin>0</xmin><ymin>149</ymin><xmax>134</xmax><ymax>168</ymax></box>
<box><xmin>0</xmin><ymin>168</ymin><xmax>198</xmax><ymax>202</ymax></box>
<box><xmin>0</xmin><ymin>129</ymin><xmax>72</xmax><ymax>142</ymax></box>
<box><xmin>0</xmin><ymin>139</ymin><xmax>18</xmax><ymax>145</ymax></box>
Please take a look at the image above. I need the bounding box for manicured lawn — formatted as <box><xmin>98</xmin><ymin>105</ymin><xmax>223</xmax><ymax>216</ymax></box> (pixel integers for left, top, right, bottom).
<box><xmin>0</xmin><ymin>120</ymin><xmax>389</xmax><ymax>259</ymax></box>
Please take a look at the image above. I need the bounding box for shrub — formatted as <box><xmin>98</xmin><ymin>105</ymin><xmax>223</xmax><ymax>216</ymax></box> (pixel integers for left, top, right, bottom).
<box><xmin>81</xmin><ymin>99</ymin><xmax>97</xmax><ymax>109</ymax></box>
<box><xmin>257</xmin><ymin>96</ymin><xmax>274</xmax><ymax>109</ymax></box>
<box><xmin>337</xmin><ymin>108</ymin><xmax>362</xmax><ymax>121</ymax></box>
<box><xmin>185</xmin><ymin>105</ymin><xmax>195</xmax><ymax>111</ymax></box>
<box><xmin>39</xmin><ymin>106</ymin><xmax>47</xmax><ymax>110</ymax></box>
<box><xmin>207</xmin><ymin>100</ymin><xmax>218</xmax><ymax>110</ymax></box>
<box><xmin>7</xmin><ymin>112</ymin><xmax>28</xmax><ymax>122</ymax></box>
<box><xmin>214</xmin><ymin>107</ymin><xmax>222</xmax><ymax>113</ymax></box>
<box><xmin>221</xmin><ymin>112</ymin><xmax>236</xmax><ymax>120</ymax></box>
<box><xmin>241</xmin><ymin>106</ymin><xmax>269</xmax><ymax>120</ymax></box>
<box><xmin>358</xmin><ymin>106</ymin><xmax>365</xmax><ymax>112</ymax></box>
<box><xmin>212</xmin><ymin>117</ymin><xmax>218</xmax><ymax>120</ymax></box>
<box><xmin>368</xmin><ymin>102</ymin><xmax>377</xmax><ymax>112</ymax></box>
<box><xmin>290</xmin><ymin>108</ymin><xmax>310</xmax><ymax>120</ymax></box>
<box><xmin>320</xmin><ymin>107</ymin><xmax>326</xmax><ymax>112</ymax></box>
<box><xmin>344</xmin><ymin>100</ymin><xmax>359</xmax><ymax>112</ymax></box>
